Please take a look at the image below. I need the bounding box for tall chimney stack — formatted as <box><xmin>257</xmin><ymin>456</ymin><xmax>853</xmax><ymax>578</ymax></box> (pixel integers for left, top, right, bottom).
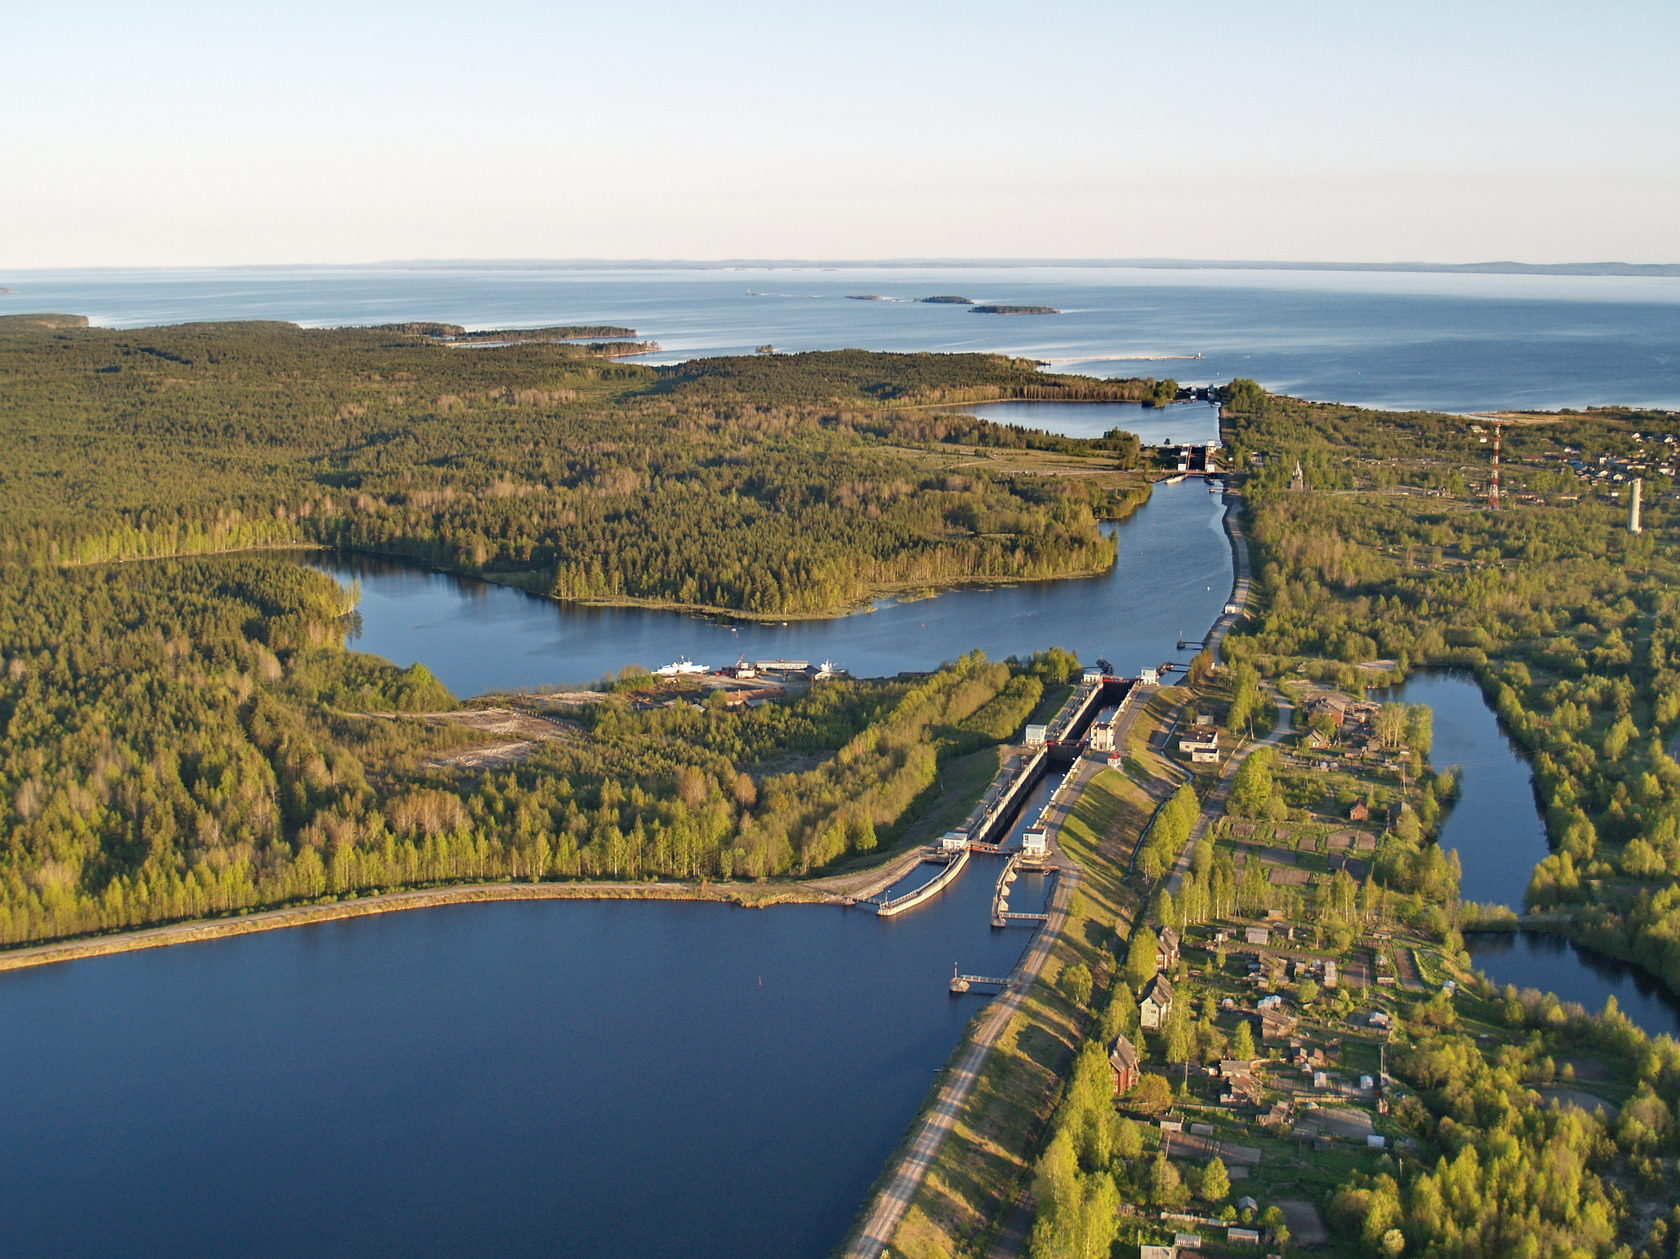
<box><xmin>1630</xmin><ymin>477</ymin><xmax>1643</xmax><ymax>534</ymax></box>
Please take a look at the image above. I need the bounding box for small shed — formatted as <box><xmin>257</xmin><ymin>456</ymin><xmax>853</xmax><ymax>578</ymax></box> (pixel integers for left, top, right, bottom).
<box><xmin>1139</xmin><ymin>666</ymin><xmax>1161</xmax><ymax>685</ymax></box>
<box><xmin>941</xmin><ymin>830</ymin><xmax>969</xmax><ymax>851</ymax></box>
<box><xmin>1025</xmin><ymin>723</ymin><xmax>1048</xmax><ymax>747</ymax></box>
<box><xmin>1244</xmin><ymin>925</ymin><xmax>1270</xmax><ymax>947</ymax></box>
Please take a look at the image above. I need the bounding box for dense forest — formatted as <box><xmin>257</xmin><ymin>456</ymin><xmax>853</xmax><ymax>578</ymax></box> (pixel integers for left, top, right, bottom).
<box><xmin>0</xmin><ymin>319</ymin><xmax>1156</xmax><ymax>617</ymax></box>
<box><xmin>1219</xmin><ymin>383</ymin><xmax>1680</xmax><ymax>1001</ymax></box>
<box><xmin>0</xmin><ymin>317</ymin><xmax>1184</xmax><ymax>943</ymax></box>
<box><xmin>0</xmin><ymin>546</ymin><xmax>1080</xmax><ymax>945</ymax></box>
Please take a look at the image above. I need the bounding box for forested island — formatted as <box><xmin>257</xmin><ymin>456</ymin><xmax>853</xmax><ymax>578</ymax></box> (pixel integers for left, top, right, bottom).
<box><xmin>0</xmin><ymin>317</ymin><xmax>1162</xmax><ymax>618</ymax></box>
<box><xmin>919</xmin><ymin>295</ymin><xmax>975</xmax><ymax>304</ymax></box>
<box><xmin>371</xmin><ymin>322</ymin><xmax>641</xmax><ymax>341</ymax></box>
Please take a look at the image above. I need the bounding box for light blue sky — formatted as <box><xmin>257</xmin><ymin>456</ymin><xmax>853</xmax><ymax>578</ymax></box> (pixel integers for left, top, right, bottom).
<box><xmin>7</xmin><ymin>0</ymin><xmax>1677</xmax><ymax>266</ymax></box>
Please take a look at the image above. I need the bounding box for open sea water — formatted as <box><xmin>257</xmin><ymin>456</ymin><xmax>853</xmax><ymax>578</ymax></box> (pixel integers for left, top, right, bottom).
<box><xmin>4</xmin><ymin>262</ymin><xmax>1678</xmax><ymax>413</ymax></box>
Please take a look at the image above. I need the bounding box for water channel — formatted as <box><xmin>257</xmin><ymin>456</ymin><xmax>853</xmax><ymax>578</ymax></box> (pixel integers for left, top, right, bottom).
<box><xmin>320</xmin><ymin>473</ymin><xmax>1233</xmax><ymax>695</ymax></box>
<box><xmin>5</xmin><ymin>452</ymin><xmax>1676</xmax><ymax>1254</ymax></box>
<box><xmin>1383</xmin><ymin>673</ymin><xmax>1680</xmax><ymax>1039</ymax></box>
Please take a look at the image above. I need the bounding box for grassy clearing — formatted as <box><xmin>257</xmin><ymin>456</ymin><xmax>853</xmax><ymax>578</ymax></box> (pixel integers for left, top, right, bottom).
<box><xmin>886</xmin><ymin>768</ymin><xmax>1153</xmax><ymax>1257</ymax></box>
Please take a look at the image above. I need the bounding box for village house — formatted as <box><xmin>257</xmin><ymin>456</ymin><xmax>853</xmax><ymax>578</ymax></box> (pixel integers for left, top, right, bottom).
<box><xmin>1109</xmin><ymin>1033</ymin><xmax>1141</xmax><ymax>1095</ymax></box>
<box><xmin>1348</xmin><ymin>800</ymin><xmax>1371</xmax><ymax>823</ymax></box>
<box><xmin>1157</xmin><ymin>925</ymin><xmax>1182</xmax><ymax>970</ymax></box>
<box><xmin>1140</xmin><ymin>973</ymin><xmax>1176</xmax><ymax>1031</ymax></box>
<box><xmin>1258</xmin><ymin>1008</ymin><xmax>1298</xmax><ymax>1043</ymax></box>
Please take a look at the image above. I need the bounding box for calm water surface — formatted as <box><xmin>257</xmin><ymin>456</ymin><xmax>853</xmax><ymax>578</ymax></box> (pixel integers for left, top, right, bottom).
<box><xmin>0</xmin><ymin>874</ymin><xmax>1045</xmax><ymax>1258</ymax></box>
<box><xmin>323</xmin><ymin>479</ymin><xmax>1233</xmax><ymax>695</ymax></box>
<box><xmin>953</xmin><ymin>399</ymin><xmax>1223</xmax><ymax>447</ymax></box>
<box><xmin>4</xmin><ymin>264</ymin><xmax>1677</xmax><ymax>412</ymax></box>
<box><xmin>1382</xmin><ymin>673</ymin><xmax>1550</xmax><ymax>908</ymax></box>
<box><xmin>1387</xmin><ymin>673</ymin><xmax>1680</xmax><ymax>1039</ymax></box>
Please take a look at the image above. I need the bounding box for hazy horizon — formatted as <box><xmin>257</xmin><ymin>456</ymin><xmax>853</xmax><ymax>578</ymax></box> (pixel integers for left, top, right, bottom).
<box><xmin>7</xmin><ymin>0</ymin><xmax>1678</xmax><ymax>270</ymax></box>
<box><xmin>5</xmin><ymin>256</ymin><xmax>1676</xmax><ymax>276</ymax></box>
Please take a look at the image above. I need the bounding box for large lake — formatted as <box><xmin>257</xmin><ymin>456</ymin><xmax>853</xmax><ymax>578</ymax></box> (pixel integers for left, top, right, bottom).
<box><xmin>0</xmin><ymin>873</ymin><xmax>1047</xmax><ymax>1258</ymax></box>
<box><xmin>5</xmin><ymin>263</ymin><xmax>1679</xmax><ymax>413</ymax></box>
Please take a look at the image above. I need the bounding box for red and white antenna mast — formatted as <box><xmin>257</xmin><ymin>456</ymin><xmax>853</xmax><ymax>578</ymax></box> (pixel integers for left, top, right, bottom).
<box><xmin>1489</xmin><ymin>422</ymin><xmax>1503</xmax><ymax>510</ymax></box>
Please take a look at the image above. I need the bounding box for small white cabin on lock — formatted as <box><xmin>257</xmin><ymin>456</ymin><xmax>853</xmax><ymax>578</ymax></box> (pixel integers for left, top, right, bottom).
<box><xmin>941</xmin><ymin>830</ymin><xmax>969</xmax><ymax>852</ymax></box>
<box><xmin>1022</xmin><ymin>829</ymin><xmax>1049</xmax><ymax>858</ymax></box>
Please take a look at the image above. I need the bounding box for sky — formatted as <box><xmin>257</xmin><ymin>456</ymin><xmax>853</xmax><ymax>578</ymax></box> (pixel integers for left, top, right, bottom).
<box><xmin>6</xmin><ymin>0</ymin><xmax>1678</xmax><ymax>268</ymax></box>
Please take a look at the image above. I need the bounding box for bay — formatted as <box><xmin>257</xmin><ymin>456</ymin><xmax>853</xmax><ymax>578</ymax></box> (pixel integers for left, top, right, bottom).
<box><xmin>0</xmin><ymin>868</ymin><xmax>1047</xmax><ymax>1258</ymax></box>
<box><xmin>4</xmin><ymin>263</ymin><xmax>1678</xmax><ymax>413</ymax></box>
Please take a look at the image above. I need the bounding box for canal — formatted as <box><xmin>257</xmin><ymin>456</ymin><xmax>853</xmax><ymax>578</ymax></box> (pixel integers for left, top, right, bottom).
<box><xmin>0</xmin><ymin>481</ymin><xmax>1225</xmax><ymax>1257</ymax></box>
<box><xmin>7</xmin><ymin>476</ymin><xmax>1675</xmax><ymax>1258</ymax></box>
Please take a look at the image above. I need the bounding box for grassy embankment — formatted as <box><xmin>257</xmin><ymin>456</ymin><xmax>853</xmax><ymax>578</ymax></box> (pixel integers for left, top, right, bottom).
<box><xmin>883</xmin><ymin>760</ymin><xmax>1162</xmax><ymax>1257</ymax></box>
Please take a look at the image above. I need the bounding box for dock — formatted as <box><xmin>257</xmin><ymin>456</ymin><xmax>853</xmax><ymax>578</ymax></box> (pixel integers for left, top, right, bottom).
<box><xmin>875</xmin><ymin>847</ymin><xmax>969</xmax><ymax>918</ymax></box>
<box><xmin>949</xmin><ymin>966</ymin><xmax>1012</xmax><ymax>995</ymax></box>
<box><xmin>989</xmin><ymin>850</ymin><xmax>1053</xmax><ymax>927</ymax></box>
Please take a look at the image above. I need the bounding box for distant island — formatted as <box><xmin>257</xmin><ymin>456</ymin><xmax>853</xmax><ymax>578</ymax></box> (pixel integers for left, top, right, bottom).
<box><xmin>971</xmin><ymin>304</ymin><xmax>1060</xmax><ymax>315</ymax></box>
<box><xmin>379</xmin><ymin>258</ymin><xmax>1680</xmax><ymax>279</ymax></box>
<box><xmin>919</xmin><ymin>295</ymin><xmax>975</xmax><ymax>304</ymax></box>
<box><xmin>846</xmin><ymin>294</ymin><xmax>886</xmax><ymax>301</ymax></box>
<box><xmin>366</xmin><ymin>322</ymin><xmax>638</xmax><ymax>342</ymax></box>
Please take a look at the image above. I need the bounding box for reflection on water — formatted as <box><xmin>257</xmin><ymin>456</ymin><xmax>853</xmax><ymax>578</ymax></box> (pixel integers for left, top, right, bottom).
<box><xmin>1380</xmin><ymin>672</ymin><xmax>1549</xmax><ymax>908</ymax></box>
<box><xmin>319</xmin><ymin>479</ymin><xmax>1233</xmax><ymax>696</ymax></box>
<box><xmin>1386</xmin><ymin>674</ymin><xmax>1680</xmax><ymax>1039</ymax></box>
<box><xmin>1467</xmin><ymin>931</ymin><xmax>1680</xmax><ymax>1040</ymax></box>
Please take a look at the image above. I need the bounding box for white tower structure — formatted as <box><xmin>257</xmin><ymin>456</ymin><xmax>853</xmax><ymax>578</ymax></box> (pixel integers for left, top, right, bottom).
<box><xmin>1630</xmin><ymin>477</ymin><xmax>1643</xmax><ymax>534</ymax></box>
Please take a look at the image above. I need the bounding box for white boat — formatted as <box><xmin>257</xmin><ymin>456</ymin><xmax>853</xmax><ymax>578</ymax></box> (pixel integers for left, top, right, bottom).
<box><xmin>654</xmin><ymin>658</ymin><xmax>710</xmax><ymax>677</ymax></box>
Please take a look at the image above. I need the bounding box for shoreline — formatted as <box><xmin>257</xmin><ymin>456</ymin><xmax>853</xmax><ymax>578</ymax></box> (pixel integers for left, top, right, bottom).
<box><xmin>847</xmin><ymin>483</ymin><xmax>1247</xmax><ymax>1255</ymax></box>
<box><xmin>0</xmin><ymin>831</ymin><xmax>937</xmax><ymax>976</ymax></box>
<box><xmin>0</xmin><ymin>872</ymin><xmax>874</xmax><ymax>977</ymax></box>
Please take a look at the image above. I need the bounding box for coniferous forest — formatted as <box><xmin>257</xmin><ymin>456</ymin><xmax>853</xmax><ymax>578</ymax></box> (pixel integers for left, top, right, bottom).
<box><xmin>0</xmin><ymin>316</ymin><xmax>1129</xmax><ymax>945</ymax></box>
